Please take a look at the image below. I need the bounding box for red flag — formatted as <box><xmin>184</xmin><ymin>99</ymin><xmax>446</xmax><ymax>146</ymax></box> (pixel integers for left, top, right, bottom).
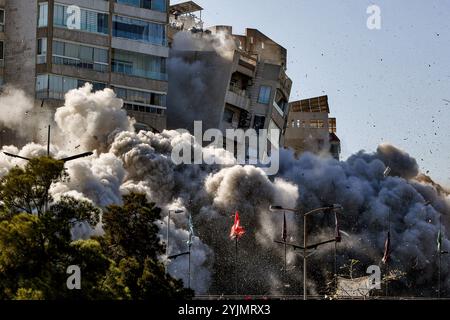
<box><xmin>282</xmin><ymin>213</ymin><xmax>287</xmax><ymax>242</ymax></box>
<box><xmin>230</xmin><ymin>211</ymin><xmax>245</xmax><ymax>240</ymax></box>
<box><xmin>335</xmin><ymin>212</ymin><xmax>342</xmax><ymax>243</ymax></box>
<box><xmin>382</xmin><ymin>231</ymin><xmax>391</xmax><ymax>264</ymax></box>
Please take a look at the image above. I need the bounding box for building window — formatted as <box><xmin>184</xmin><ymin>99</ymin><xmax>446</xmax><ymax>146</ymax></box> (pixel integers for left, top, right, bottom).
<box><xmin>53</xmin><ymin>40</ymin><xmax>108</xmax><ymax>72</ymax></box>
<box><xmin>310</xmin><ymin>120</ymin><xmax>325</xmax><ymax>129</ymax></box>
<box><xmin>112</xmin><ymin>49</ymin><xmax>167</xmax><ymax>81</ymax></box>
<box><xmin>258</xmin><ymin>86</ymin><xmax>271</xmax><ymax>104</ymax></box>
<box><xmin>253</xmin><ymin>115</ymin><xmax>266</xmax><ymax>131</ymax></box>
<box><xmin>36</xmin><ymin>74</ymin><xmax>105</xmax><ymax>99</ymax></box>
<box><xmin>38</xmin><ymin>3</ymin><xmax>48</xmax><ymax>27</ymax></box>
<box><xmin>112</xmin><ymin>86</ymin><xmax>167</xmax><ymax>108</ymax></box>
<box><xmin>0</xmin><ymin>9</ymin><xmax>5</xmax><ymax>32</ymax></box>
<box><xmin>329</xmin><ymin>118</ymin><xmax>337</xmax><ymax>133</ymax></box>
<box><xmin>223</xmin><ymin>109</ymin><xmax>234</xmax><ymax>123</ymax></box>
<box><xmin>116</xmin><ymin>0</ymin><xmax>167</xmax><ymax>12</ymax></box>
<box><xmin>54</xmin><ymin>4</ymin><xmax>109</xmax><ymax>35</ymax></box>
<box><xmin>113</xmin><ymin>15</ymin><xmax>166</xmax><ymax>46</ymax></box>
<box><xmin>37</xmin><ymin>38</ymin><xmax>47</xmax><ymax>64</ymax></box>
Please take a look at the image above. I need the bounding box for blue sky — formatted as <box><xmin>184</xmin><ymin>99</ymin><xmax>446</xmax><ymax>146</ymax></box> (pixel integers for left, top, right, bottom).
<box><xmin>172</xmin><ymin>0</ymin><xmax>450</xmax><ymax>187</ymax></box>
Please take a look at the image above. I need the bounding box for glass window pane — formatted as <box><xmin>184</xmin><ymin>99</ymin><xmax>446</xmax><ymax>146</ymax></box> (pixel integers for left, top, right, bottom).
<box><xmin>64</xmin><ymin>43</ymin><xmax>78</xmax><ymax>58</ymax></box>
<box><xmin>79</xmin><ymin>46</ymin><xmax>93</xmax><ymax>61</ymax></box>
<box><xmin>53</xmin><ymin>41</ymin><xmax>64</xmax><ymax>56</ymax></box>
<box><xmin>258</xmin><ymin>86</ymin><xmax>271</xmax><ymax>104</ymax></box>
<box><xmin>94</xmin><ymin>48</ymin><xmax>108</xmax><ymax>63</ymax></box>
<box><xmin>113</xmin><ymin>15</ymin><xmax>166</xmax><ymax>45</ymax></box>
<box><xmin>63</xmin><ymin>77</ymin><xmax>77</xmax><ymax>92</ymax></box>
<box><xmin>39</xmin><ymin>3</ymin><xmax>49</xmax><ymax>27</ymax></box>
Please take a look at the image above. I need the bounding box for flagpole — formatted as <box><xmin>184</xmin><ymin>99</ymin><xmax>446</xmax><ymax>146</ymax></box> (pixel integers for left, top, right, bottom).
<box><xmin>166</xmin><ymin>210</ymin><xmax>171</xmax><ymax>274</ymax></box>
<box><xmin>334</xmin><ymin>212</ymin><xmax>338</xmax><ymax>294</ymax></box>
<box><xmin>188</xmin><ymin>244</ymin><xmax>191</xmax><ymax>290</ymax></box>
<box><xmin>385</xmin><ymin>208</ymin><xmax>391</xmax><ymax>297</ymax></box>
<box><xmin>235</xmin><ymin>237</ymin><xmax>238</xmax><ymax>296</ymax></box>
<box><xmin>284</xmin><ymin>212</ymin><xmax>287</xmax><ymax>282</ymax></box>
<box><xmin>438</xmin><ymin>214</ymin><xmax>442</xmax><ymax>299</ymax></box>
<box><xmin>334</xmin><ymin>239</ymin><xmax>338</xmax><ymax>293</ymax></box>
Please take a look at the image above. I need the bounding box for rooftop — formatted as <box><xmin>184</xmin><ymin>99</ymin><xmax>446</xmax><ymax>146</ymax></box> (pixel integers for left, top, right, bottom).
<box><xmin>170</xmin><ymin>1</ymin><xmax>203</xmax><ymax>15</ymax></box>
<box><xmin>290</xmin><ymin>95</ymin><xmax>330</xmax><ymax>113</ymax></box>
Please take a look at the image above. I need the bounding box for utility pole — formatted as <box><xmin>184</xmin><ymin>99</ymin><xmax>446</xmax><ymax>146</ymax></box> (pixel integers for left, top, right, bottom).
<box><xmin>438</xmin><ymin>214</ymin><xmax>442</xmax><ymax>299</ymax></box>
<box><xmin>303</xmin><ymin>213</ymin><xmax>307</xmax><ymax>301</ymax></box>
<box><xmin>270</xmin><ymin>205</ymin><xmax>343</xmax><ymax>301</ymax></box>
<box><xmin>3</xmin><ymin>124</ymin><xmax>93</xmax><ymax>215</ymax></box>
<box><xmin>385</xmin><ymin>208</ymin><xmax>391</xmax><ymax>297</ymax></box>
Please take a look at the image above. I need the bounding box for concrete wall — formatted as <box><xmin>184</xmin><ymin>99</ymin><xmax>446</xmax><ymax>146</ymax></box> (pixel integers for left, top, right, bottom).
<box><xmin>53</xmin><ymin>27</ymin><xmax>109</xmax><ymax>47</ymax></box>
<box><xmin>114</xmin><ymin>2</ymin><xmax>167</xmax><ymax>23</ymax></box>
<box><xmin>56</xmin><ymin>0</ymin><xmax>109</xmax><ymax>12</ymax></box>
<box><xmin>111</xmin><ymin>37</ymin><xmax>169</xmax><ymax>58</ymax></box>
<box><xmin>284</xmin><ymin>111</ymin><xmax>331</xmax><ymax>155</ymax></box>
<box><xmin>4</xmin><ymin>0</ymin><xmax>37</xmax><ymax>96</ymax></box>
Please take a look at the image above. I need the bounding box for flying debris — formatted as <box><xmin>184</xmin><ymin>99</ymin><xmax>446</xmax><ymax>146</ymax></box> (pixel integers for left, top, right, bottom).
<box><xmin>3</xmin><ymin>125</ymin><xmax>93</xmax><ymax>163</ymax></box>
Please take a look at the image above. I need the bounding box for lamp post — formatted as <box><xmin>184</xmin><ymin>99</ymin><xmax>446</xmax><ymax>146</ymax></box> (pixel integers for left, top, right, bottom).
<box><xmin>270</xmin><ymin>204</ymin><xmax>343</xmax><ymax>300</ymax></box>
<box><xmin>166</xmin><ymin>209</ymin><xmax>184</xmax><ymax>274</ymax></box>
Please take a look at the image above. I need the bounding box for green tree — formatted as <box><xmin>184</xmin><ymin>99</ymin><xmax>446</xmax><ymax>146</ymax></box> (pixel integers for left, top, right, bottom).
<box><xmin>102</xmin><ymin>193</ymin><xmax>193</xmax><ymax>299</ymax></box>
<box><xmin>0</xmin><ymin>157</ymin><xmax>67</xmax><ymax>216</ymax></box>
<box><xmin>0</xmin><ymin>158</ymin><xmax>192</xmax><ymax>300</ymax></box>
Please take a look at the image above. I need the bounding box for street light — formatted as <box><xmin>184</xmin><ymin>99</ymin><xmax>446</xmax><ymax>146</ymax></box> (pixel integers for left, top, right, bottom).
<box><xmin>166</xmin><ymin>209</ymin><xmax>184</xmax><ymax>273</ymax></box>
<box><xmin>269</xmin><ymin>204</ymin><xmax>343</xmax><ymax>300</ymax></box>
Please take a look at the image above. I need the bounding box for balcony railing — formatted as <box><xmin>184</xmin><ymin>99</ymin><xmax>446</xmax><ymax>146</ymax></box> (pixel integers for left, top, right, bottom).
<box><xmin>226</xmin><ymin>90</ymin><xmax>250</xmax><ymax>111</ymax></box>
<box><xmin>116</xmin><ymin>0</ymin><xmax>167</xmax><ymax>12</ymax></box>
<box><xmin>229</xmin><ymin>85</ymin><xmax>249</xmax><ymax>98</ymax></box>
<box><xmin>36</xmin><ymin>90</ymin><xmax>65</xmax><ymax>100</ymax></box>
<box><xmin>273</xmin><ymin>100</ymin><xmax>285</xmax><ymax>117</ymax></box>
<box><xmin>111</xmin><ymin>62</ymin><xmax>168</xmax><ymax>81</ymax></box>
<box><xmin>53</xmin><ymin>55</ymin><xmax>108</xmax><ymax>72</ymax></box>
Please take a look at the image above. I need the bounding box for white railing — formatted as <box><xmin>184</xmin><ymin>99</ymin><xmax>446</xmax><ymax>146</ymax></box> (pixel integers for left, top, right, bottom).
<box><xmin>273</xmin><ymin>100</ymin><xmax>284</xmax><ymax>117</ymax></box>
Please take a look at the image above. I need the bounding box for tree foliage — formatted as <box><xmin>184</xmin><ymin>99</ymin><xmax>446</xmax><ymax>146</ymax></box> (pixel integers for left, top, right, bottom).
<box><xmin>0</xmin><ymin>157</ymin><xmax>67</xmax><ymax>216</ymax></box>
<box><xmin>102</xmin><ymin>193</ymin><xmax>192</xmax><ymax>299</ymax></box>
<box><xmin>0</xmin><ymin>157</ymin><xmax>192</xmax><ymax>300</ymax></box>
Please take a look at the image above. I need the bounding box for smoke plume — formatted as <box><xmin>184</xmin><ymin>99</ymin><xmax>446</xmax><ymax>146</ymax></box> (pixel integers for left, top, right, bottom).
<box><xmin>0</xmin><ymin>71</ymin><xmax>449</xmax><ymax>296</ymax></box>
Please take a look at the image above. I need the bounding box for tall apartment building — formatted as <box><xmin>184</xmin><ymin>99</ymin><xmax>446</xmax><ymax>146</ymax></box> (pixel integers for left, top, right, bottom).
<box><xmin>0</xmin><ymin>0</ymin><xmax>170</xmax><ymax>144</ymax></box>
<box><xmin>283</xmin><ymin>95</ymin><xmax>341</xmax><ymax>160</ymax></box>
<box><xmin>167</xmin><ymin>4</ymin><xmax>292</xmax><ymax>153</ymax></box>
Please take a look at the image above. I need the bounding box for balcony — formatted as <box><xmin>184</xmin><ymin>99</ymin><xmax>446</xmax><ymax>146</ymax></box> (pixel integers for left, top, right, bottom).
<box><xmin>273</xmin><ymin>100</ymin><xmax>285</xmax><ymax>117</ymax></box>
<box><xmin>226</xmin><ymin>86</ymin><xmax>250</xmax><ymax>111</ymax></box>
<box><xmin>279</xmin><ymin>68</ymin><xmax>292</xmax><ymax>97</ymax></box>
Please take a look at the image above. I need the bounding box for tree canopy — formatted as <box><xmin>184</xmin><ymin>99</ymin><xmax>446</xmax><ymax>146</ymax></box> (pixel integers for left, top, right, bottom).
<box><xmin>0</xmin><ymin>157</ymin><xmax>192</xmax><ymax>300</ymax></box>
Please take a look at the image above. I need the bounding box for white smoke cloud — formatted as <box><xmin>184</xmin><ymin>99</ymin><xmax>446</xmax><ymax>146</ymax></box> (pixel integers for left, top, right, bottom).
<box><xmin>171</xmin><ymin>31</ymin><xmax>236</xmax><ymax>60</ymax></box>
<box><xmin>0</xmin><ymin>86</ymin><xmax>34</xmax><ymax>132</ymax></box>
<box><xmin>54</xmin><ymin>83</ymin><xmax>135</xmax><ymax>152</ymax></box>
<box><xmin>0</xmin><ymin>83</ymin><xmax>449</xmax><ymax>296</ymax></box>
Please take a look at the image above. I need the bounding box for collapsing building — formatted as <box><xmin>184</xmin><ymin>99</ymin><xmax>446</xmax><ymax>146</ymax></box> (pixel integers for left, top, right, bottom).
<box><xmin>167</xmin><ymin>2</ymin><xmax>292</xmax><ymax>151</ymax></box>
<box><xmin>0</xmin><ymin>0</ymin><xmax>170</xmax><ymax>147</ymax></box>
<box><xmin>283</xmin><ymin>95</ymin><xmax>341</xmax><ymax>160</ymax></box>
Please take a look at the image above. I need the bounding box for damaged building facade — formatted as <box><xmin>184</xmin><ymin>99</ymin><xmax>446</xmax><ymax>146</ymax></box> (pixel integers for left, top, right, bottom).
<box><xmin>0</xmin><ymin>0</ymin><xmax>170</xmax><ymax>146</ymax></box>
<box><xmin>283</xmin><ymin>95</ymin><xmax>341</xmax><ymax>160</ymax></box>
<box><xmin>167</xmin><ymin>2</ymin><xmax>292</xmax><ymax>152</ymax></box>
<box><xmin>0</xmin><ymin>0</ymin><xmax>342</xmax><ymax>161</ymax></box>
